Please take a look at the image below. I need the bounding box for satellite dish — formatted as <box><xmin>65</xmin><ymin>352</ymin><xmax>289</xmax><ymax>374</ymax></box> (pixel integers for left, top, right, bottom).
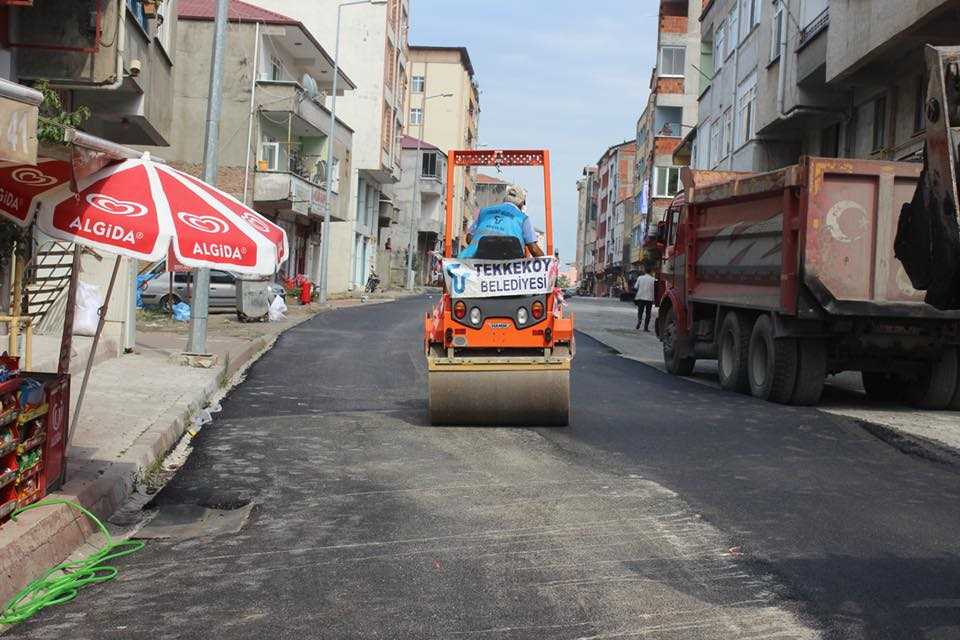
<box><xmin>301</xmin><ymin>74</ymin><xmax>319</xmax><ymax>99</ymax></box>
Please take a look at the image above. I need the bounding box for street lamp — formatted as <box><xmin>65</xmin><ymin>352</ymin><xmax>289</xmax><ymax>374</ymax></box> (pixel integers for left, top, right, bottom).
<box><xmin>406</xmin><ymin>92</ymin><xmax>453</xmax><ymax>290</ymax></box>
<box><xmin>318</xmin><ymin>0</ymin><xmax>388</xmax><ymax>305</ymax></box>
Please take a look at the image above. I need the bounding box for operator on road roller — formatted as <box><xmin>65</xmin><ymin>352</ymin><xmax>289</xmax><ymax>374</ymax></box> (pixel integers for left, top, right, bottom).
<box><xmin>459</xmin><ymin>185</ymin><xmax>544</xmax><ymax>259</ymax></box>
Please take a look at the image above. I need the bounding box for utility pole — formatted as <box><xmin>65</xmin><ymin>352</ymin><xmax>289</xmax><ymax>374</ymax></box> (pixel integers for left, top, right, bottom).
<box><xmin>186</xmin><ymin>0</ymin><xmax>228</xmax><ymax>355</ymax></box>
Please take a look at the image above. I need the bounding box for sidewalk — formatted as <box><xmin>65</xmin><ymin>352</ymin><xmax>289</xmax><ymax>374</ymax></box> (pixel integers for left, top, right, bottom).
<box><xmin>0</xmin><ymin>292</ymin><xmax>406</xmax><ymax>609</ymax></box>
<box><xmin>570</xmin><ymin>297</ymin><xmax>960</xmax><ymax>457</ymax></box>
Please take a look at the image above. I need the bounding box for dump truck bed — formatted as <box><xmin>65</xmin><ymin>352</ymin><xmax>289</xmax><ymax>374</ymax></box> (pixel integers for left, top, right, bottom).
<box><xmin>684</xmin><ymin>157</ymin><xmax>960</xmax><ymax>319</ymax></box>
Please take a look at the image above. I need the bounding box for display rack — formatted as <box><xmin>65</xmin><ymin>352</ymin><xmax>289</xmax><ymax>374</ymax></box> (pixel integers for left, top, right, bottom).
<box><xmin>0</xmin><ymin>373</ymin><xmax>22</xmax><ymax>526</ymax></box>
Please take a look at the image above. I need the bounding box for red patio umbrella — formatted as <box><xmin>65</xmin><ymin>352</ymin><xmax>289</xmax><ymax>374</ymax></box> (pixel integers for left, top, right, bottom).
<box><xmin>0</xmin><ymin>154</ymin><xmax>288</xmax><ymax>271</ymax></box>
<box><xmin>0</xmin><ymin>154</ymin><xmax>289</xmax><ymax>455</ymax></box>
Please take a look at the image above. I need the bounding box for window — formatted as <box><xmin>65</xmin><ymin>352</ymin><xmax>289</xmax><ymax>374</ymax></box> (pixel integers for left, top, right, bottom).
<box><xmin>410</xmin><ymin>108</ymin><xmax>423</xmax><ymax>125</ymax></box>
<box><xmin>210</xmin><ymin>271</ymin><xmax>234</xmax><ymax>285</ymax></box>
<box><xmin>736</xmin><ymin>72</ymin><xmax>757</xmax><ymax>147</ymax></box>
<box><xmin>771</xmin><ymin>1</ymin><xmax>784</xmax><ymax>62</ymax></box>
<box><xmin>156</xmin><ymin>0</ymin><xmax>173</xmax><ymax>54</ymax></box>
<box><xmin>654</xmin><ymin>166</ymin><xmax>682</xmax><ymax>198</ymax></box>
<box><xmin>709</xmin><ymin>119</ymin><xmax>722</xmax><ymax>168</ymax></box>
<box><xmin>422</xmin><ymin>151</ymin><xmax>438</xmax><ymax>177</ymax></box>
<box><xmin>411</xmin><ymin>75</ymin><xmax>425</xmax><ymax>93</ymax></box>
<box><xmin>914</xmin><ymin>75</ymin><xmax>927</xmax><ymax>133</ymax></box>
<box><xmin>271</xmin><ymin>56</ymin><xmax>285</xmax><ymax>81</ymax></box>
<box><xmin>729</xmin><ymin>5</ymin><xmax>739</xmax><ymax>51</ymax></box>
<box><xmin>659</xmin><ymin>45</ymin><xmax>686</xmax><ymax>77</ymax></box>
<box><xmin>801</xmin><ymin>0</ymin><xmax>829</xmax><ymax>28</ymax></box>
<box><xmin>715</xmin><ymin>20</ymin><xmax>726</xmax><ymax>70</ymax></box>
<box><xmin>873</xmin><ymin>96</ymin><xmax>887</xmax><ymax>152</ymax></box>
<box><xmin>740</xmin><ymin>0</ymin><xmax>759</xmax><ymax>38</ymax></box>
<box><xmin>722</xmin><ymin>108</ymin><xmax>733</xmax><ymax>158</ymax></box>
<box><xmin>259</xmin><ymin>139</ymin><xmax>280</xmax><ymax>171</ymax></box>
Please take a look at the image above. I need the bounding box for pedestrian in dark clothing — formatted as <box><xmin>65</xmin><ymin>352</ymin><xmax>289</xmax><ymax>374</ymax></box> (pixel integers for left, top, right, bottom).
<box><xmin>634</xmin><ymin>269</ymin><xmax>656</xmax><ymax>331</ymax></box>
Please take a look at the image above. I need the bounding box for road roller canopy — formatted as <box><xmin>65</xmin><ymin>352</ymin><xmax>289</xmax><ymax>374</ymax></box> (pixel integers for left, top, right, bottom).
<box><xmin>444</xmin><ymin>149</ymin><xmax>555</xmax><ymax>259</ymax></box>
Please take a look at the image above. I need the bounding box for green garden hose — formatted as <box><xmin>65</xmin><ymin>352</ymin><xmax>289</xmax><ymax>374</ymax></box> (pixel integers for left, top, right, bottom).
<box><xmin>0</xmin><ymin>499</ymin><xmax>145</xmax><ymax>625</ymax></box>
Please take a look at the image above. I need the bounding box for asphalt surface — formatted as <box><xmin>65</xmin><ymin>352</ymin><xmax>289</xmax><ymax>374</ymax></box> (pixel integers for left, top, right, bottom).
<box><xmin>6</xmin><ymin>296</ymin><xmax>960</xmax><ymax>639</ymax></box>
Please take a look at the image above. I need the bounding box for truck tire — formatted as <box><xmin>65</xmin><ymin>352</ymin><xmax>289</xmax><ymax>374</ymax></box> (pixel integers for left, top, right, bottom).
<box><xmin>906</xmin><ymin>348</ymin><xmax>958</xmax><ymax>410</ymax></box>
<box><xmin>748</xmin><ymin>314</ymin><xmax>798</xmax><ymax>404</ymax></box>
<box><xmin>717</xmin><ymin>311</ymin><xmax>751</xmax><ymax>393</ymax></box>
<box><xmin>792</xmin><ymin>339</ymin><xmax>827</xmax><ymax>406</ymax></box>
<box><xmin>662</xmin><ymin>306</ymin><xmax>695</xmax><ymax>376</ymax></box>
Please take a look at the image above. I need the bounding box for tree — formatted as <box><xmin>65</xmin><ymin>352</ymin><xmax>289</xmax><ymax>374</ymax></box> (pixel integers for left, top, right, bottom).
<box><xmin>557</xmin><ymin>275</ymin><xmax>570</xmax><ymax>289</ymax></box>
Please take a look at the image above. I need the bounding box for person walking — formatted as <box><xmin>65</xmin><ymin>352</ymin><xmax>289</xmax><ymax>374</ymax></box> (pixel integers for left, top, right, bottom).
<box><xmin>634</xmin><ymin>268</ymin><xmax>656</xmax><ymax>332</ymax></box>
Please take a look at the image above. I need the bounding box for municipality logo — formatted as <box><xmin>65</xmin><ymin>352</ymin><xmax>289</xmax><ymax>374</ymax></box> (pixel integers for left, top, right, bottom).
<box><xmin>445</xmin><ymin>261</ymin><xmax>470</xmax><ymax>295</ymax></box>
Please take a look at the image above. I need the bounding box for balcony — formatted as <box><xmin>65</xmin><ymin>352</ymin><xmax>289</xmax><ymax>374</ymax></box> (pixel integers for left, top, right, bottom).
<box><xmin>11</xmin><ymin>0</ymin><xmax>174</xmax><ymax>145</ymax></box>
<box><xmin>256</xmin><ymin>81</ymin><xmax>332</xmax><ymax>138</ymax></box>
<box><xmin>253</xmin><ymin>171</ymin><xmax>343</xmax><ymax>222</ymax></box>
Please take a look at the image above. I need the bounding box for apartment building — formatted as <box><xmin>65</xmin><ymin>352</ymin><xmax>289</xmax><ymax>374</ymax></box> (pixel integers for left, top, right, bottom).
<box><xmin>575</xmin><ymin>166</ymin><xmax>598</xmax><ymax>294</ymax></box>
<box><xmin>172</xmin><ymin>1</ymin><xmax>356</xmax><ymax>292</ymax></box>
<box><xmin>254</xmin><ymin>0</ymin><xmax>409</xmax><ymax>289</ymax></box>
<box><xmin>406</xmin><ymin>46</ymin><xmax>480</xmax><ymax>251</ymax></box>
<box><xmin>693</xmin><ymin>0</ymin><xmax>959</xmax><ymax>174</ymax></box>
<box><xmin>633</xmin><ymin>95</ymin><xmax>654</xmax><ymax>268</ymax></box>
<box><xmin>638</xmin><ymin>0</ymin><xmax>702</xmax><ymax>236</ymax></box>
<box><xmin>475</xmin><ymin>173</ymin><xmax>509</xmax><ymax>210</ymax></box>
<box><xmin>378</xmin><ymin>135</ymin><xmax>446</xmax><ymax>287</ymax></box>
<box><xmin>594</xmin><ymin>141</ymin><xmax>636</xmax><ymax>296</ymax></box>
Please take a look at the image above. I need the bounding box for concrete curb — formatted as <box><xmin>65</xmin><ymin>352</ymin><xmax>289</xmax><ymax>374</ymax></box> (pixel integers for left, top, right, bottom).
<box><xmin>0</xmin><ymin>301</ymin><xmax>349</xmax><ymax>613</ymax></box>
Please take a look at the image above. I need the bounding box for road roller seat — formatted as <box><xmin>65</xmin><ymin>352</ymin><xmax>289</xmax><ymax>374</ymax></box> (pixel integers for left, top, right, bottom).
<box><xmin>472</xmin><ymin>235</ymin><xmax>525</xmax><ymax>260</ymax></box>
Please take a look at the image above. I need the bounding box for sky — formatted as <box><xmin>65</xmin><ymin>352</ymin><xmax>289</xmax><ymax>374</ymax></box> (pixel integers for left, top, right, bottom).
<box><xmin>409</xmin><ymin>0</ymin><xmax>660</xmax><ymax>264</ymax></box>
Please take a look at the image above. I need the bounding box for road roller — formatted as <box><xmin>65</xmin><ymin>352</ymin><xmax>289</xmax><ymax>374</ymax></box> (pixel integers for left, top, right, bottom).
<box><xmin>425</xmin><ymin>149</ymin><xmax>575</xmax><ymax>426</ymax></box>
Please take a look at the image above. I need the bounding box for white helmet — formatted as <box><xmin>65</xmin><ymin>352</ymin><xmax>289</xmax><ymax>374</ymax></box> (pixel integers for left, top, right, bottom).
<box><xmin>504</xmin><ymin>184</ymin><xmax>527</xmax><ymax>208</ymax></box>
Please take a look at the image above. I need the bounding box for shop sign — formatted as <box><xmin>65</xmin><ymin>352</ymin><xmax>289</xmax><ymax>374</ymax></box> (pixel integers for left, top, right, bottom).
<box><xmin>291</xmin><ymin>177</ymin><xmax>311</xmax><ymax>216</ymax></box>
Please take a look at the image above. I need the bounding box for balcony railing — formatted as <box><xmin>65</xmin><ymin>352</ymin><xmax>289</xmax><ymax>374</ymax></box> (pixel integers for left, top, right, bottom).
<box><xmin>798</xmin><ymin>8</ymin><xmax>829</xmax><ymax>50</ymax></box>
<box><xmin>254</xmin><ymin>171</ymin><xmax>342</xmax><ymax>221</ymax></box>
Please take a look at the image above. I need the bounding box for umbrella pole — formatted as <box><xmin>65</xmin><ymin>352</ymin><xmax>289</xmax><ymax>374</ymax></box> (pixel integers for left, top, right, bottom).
<box><xmin>67</xmin><ymin>255</ymin><xmax>121</xmax><ymax>447</ymax></box>
<box><xmin>8</xmin><ymin>256</ymin><xmax>23</xmax><ymax>358</ymax></box>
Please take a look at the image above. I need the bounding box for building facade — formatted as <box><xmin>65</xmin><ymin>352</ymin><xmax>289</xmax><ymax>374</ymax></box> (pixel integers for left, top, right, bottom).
<box><xmin>638</xmin><ymin>0</ymin><xmax>701</xmax><ymax>241</ymax></box>
<box><xmin>172</xmin><ymin>1</ymin><xmax>356</xmax><ymax>293</ymax></box>
<box><xmin>378</xmin><ymin>135</ymin><xmax>446</xmax><ymax>288</ymax></box>
<box><xmin>406</xmin><ymin>46</ymin><xmax>479</xmax><ymax>251</ymax></box>
<box><xmin>691</xmin><ymin>0</ymin><xmax>959</xmax><ymax>173</ymax></box>
<box><xmin>254</xmin><ymin>0</ymin><xmax>410</xmax><ymax>290</ymax></box>
<box><xmin>475</xmin><ymin>172</ymin><xmax>509</xmax><ymax>210</ymax></box>
<box><xmin>575</xmin><ymin>166</ymin><xmax>598</xmax><ymax>294</ymax></box>
<box><xmin>594</xmin><ymin>142</ymin><xmax>636</xmax><ymax>297</ymax></box>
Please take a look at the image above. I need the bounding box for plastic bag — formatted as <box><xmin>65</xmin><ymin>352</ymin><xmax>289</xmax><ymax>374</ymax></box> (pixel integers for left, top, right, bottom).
<box><xmin>172</xmin><ymin>302</ymin><xmax>191</xmax><ymax>322</ymax></box>
<box><xmin>268</xmin><ymin>295</ymin><xmax>287</xmax><ymax>322</ymax></box>
<box><xmin>74</xmin><ymin>281</ymin><xmax>102</xmax><ymax>336</ymax></box>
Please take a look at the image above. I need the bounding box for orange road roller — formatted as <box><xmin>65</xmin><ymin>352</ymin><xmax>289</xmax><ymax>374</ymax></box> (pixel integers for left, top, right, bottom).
<box><xmin>424</xmin><ymin>149</ymin><xmax>575</xmax><ymax>426</ymax></box>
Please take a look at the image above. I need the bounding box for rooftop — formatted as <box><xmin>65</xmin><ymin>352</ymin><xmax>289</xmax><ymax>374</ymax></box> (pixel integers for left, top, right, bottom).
<box><xmin>475</xmin><ymin>173</ymin><xmax>510</xmax><ymax>185</ymax></box>
<box><xmin>400</xmin><ymin>135</ymin><xmax>442</xmax><ymax>152</ymax></box>
<box><xmin>179</xmin><ymin>0</ymin><xmax>356</xmax><ymax>90</ymax></box>
<box><xmin>409</xmin><ymin>45</ymin><xmax>476</xmax><ymax>78</ymax></box>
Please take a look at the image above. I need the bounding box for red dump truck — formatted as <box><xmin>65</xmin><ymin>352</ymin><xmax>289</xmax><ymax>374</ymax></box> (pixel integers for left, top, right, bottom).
<box><xmin>655</xmin><ymin>157</ymin><xmax>960</xmax><ymax>408</ymax></box>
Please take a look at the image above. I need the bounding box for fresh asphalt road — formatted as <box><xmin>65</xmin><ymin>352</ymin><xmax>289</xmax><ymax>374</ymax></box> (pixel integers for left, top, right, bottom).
<box><xmin>7</xmin><ymin>296</ymin><xmax>960</xmax><ymax>639</ymax></box>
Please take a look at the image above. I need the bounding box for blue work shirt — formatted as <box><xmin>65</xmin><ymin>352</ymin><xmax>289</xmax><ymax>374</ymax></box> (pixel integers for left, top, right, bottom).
<box><xmin>458</xmin><ymin>203</ymin><xmax>537</xmax><ymax>259</ymax></box>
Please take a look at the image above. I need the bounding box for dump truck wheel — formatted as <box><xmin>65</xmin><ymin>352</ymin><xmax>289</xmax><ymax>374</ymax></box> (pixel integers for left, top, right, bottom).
<box><xmin>717</xmin><ymin>311</ymin><xmax>751</xmax><ymax>393</ymax></box>
<box><xmin>662</xmin><ymin>307</ymin><xmax>695</xmax><ymax>376</ymax></box>
<box><xmin>792</xmin><ymin>339</ymin><xmax>826</xmax><ymax>406</ymax></box>
<box><xmin>748</xmin><ymin>314</ymin><xmax>798</xmax><ymax>404</ymax></box>
<box><xmin>906</xmin><ymin>348</ymin><xmax>957</xmax><ymax>410</ymax></box>
<box><xmin>862</xmin><ymin>372</ymin><xmax>908</xmax><ymax>402</ymax></box>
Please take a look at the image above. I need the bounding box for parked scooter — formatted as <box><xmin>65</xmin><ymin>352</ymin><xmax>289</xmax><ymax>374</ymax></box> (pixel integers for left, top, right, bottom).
<box><xmin>365</xmin><ymin>270</ymin><xmax>381</xmax><ymax>293</ymax></box>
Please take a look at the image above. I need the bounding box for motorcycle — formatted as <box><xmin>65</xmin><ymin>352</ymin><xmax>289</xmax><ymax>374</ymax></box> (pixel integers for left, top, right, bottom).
<box><xmin>365</xmin><ymin>270</ymin><xmax>381</xmax><ymax>293</ymax></box>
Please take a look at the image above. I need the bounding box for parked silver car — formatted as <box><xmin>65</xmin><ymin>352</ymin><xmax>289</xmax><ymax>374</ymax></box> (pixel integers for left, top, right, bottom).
<box><xmin>140</xmin><ymin>268</ymin><xmax>284</xmax><ymax>313</ymax></box>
